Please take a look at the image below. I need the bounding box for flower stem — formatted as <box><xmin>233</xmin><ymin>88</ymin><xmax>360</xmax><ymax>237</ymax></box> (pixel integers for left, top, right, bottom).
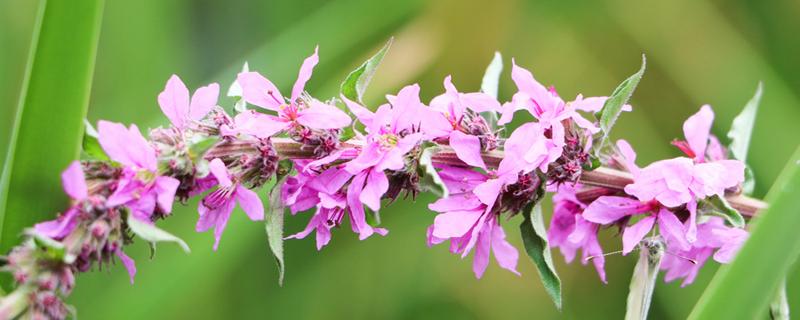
<box><xmin>271</xmin><ymin>137</ymin><xmax>768</xmax><ymax>216</ymax></box>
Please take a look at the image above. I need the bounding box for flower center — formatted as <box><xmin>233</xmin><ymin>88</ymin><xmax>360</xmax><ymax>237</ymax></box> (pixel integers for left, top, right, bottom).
<box><xmin>203</xmin><ymin>185</ymin><xmax>236</xmax><ymax>209</ymax></box>
<box><xmin>379</xmin><ymin>133</ymin><xmax>399</xmax><ymax>150</ymax></box>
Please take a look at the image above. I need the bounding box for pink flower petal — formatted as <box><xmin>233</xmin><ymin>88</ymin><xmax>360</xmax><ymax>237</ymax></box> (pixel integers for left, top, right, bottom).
<box><xmin>291</xmin><ymin>46</ymin><xmax>319</xmax><ymax>102</ymax></box>
<box><xmin>432</xmin><ymin>210</ymin><xmax>483</xmax><ymax>238</ymax></box>
<box><xmin>230</xmin><ymin>111</ymin><xmax>289</xmax><ymax>138</ymax></box>
<box><xmin>97</xmin><ymin>121</ymin><xmax>157</xmax><ymax>171</ymax></box>
<box><xmin>583</xmin><ymin>196</ymin><xmax>648</xmax><ymax>225</ymax></box>
<box><xmin>155</xmin><ymin>176</ymin><xmax>180</xmax><ymax>214</ymax></box>
<box><xmin>683</xmin><ymin>104</ymin><xmax>714</xmax><ymax>161</ymax></box>
<box><xmin>359</xmin><ymin>169</ymin><xmax>388</xmax><ymax>212</ymax></box>
<box><xmin>491</xmin><ymin>223</ymin><xmax>520</xmax><ymax>275</ymax></box>
<box><xmin>189</xmin><ymin>82</ymin><xmax>219</xmax><ymax>121</ymax></box>
<box><xmin>235</xmin><ymin>185</ymin><xmax>265</xmax><ymax>221</ymax></box>
<box><xmin>296</xmin><ymin>100</ymin><xmax>352</xmax><ymax>129</ymax></box>
<box><xmin>657</xmin><ymin>208</ymin><xmax>690</xmax><ymax>251</ymax></box>
<box><xmin>622</xmin><ymin>216</ymin><xmax>655</xmax><ymax>255</ymax></box>
<box><xmin>616</xmin><ymin>139</ymin><xmax>639</xmax><ymax>175</ymax></box>
<box><xmin>449</xmin><ymin>131</ymin><xmax>486</xmax><ymax>169</ymax></box>
<box><xmin>510</xmin><ymin>59</ymin><xmax>550</xmax><ymax>107</ymax></box>
<box><xmin>61</xmin><ymin>161</ymin><xmax>88</xmax><ymax>200</ymax></box>
<box><xmin>237</xmin><ymin>71</ymin><xmax>284</xmax><ymax>111</ymax></box>
<box><xmin>115</xmin><ymin>249</ymin><xmax>137</xmax><ymax>284</ymax></box>
<box><xmin>341</xmin><ymin>94</ymin><xmax>375</xmax><ymax>128</ymax></box>
<box><xmin>157</xmin><ymin>74</ymin><xmax>190</xmax><ymax>129</ymax></box>
<box><xmin>472</xmin><ymin>223</ymin><xmax>492</xmax><ymax>279</ymax></box>
<box><xmin>208</xmin><ymin>158</ymin><xmax>233</xmax><ymax>187</ymax></box>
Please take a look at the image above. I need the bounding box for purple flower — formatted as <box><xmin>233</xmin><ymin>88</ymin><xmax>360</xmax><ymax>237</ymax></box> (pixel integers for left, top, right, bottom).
<box><xmin>341</xmin><ymin>85</ymin><xmax>427</xmax><ymax>215</ymax></box>
<box><xmin>34</xmin><ymin>161</ymin><xmax>87</xmax><ymax>239</ymax></box>
<box><xmin>498</xmin><ymin>60</ymin><xmax>601</xmax><ymax>146</ymax></box>
<box><xmin>583</xmin><ymin>196</ymin><xmax>691</xmax><ymax>255</ymax></box>
<box><xmin>98</xmin><ymin>121</ymin><xmax>180</xmax><ymax>221</ymax></box>
<box><xmin>196</xmin><ymin>159</ymin><xmax>264</xmax><ymax>250</ymax></box>
<box><xmin>423</xmin><ymin>76</ymin><xmax>501</xmax><ymax>169</ymax></box>
<box><xmin>426</xmin><ymin>165</ymin><xmax>519</xmax><ymax>278</ymax></box>
<box><xmin>237</xmin><ymin>47</ymin><xmax>351</xmax><ymax>136</ymax></box>
<box><xmin>157</xmin><ymin>74</ymin><xmax>219</xmax><ymax>130</ymax></box>
<box><xmin>548</xmin><ymin>184</ymin><xmax>607</xmax><ymax>282</ymax></box>
<box><xmin>660</xmin><ymin>217</ymin><xmax>748</xmax><ymax>286</ymax></box>
<box><xmin>624</xmin><ymin>106</ymin><xmax>745</xmax><ymax>241</ymax></box>
<box><xmin>283</xmin><ymin>163</ymin><xmax>387</xmax><ymax>248</ymax></box>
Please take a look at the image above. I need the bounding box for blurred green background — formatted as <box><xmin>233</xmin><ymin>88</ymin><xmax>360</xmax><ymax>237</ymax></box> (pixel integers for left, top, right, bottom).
<box><xmin>2</xmin><ymin>0</ymin><xmax>800</xmax><ymax>319</ymax></box>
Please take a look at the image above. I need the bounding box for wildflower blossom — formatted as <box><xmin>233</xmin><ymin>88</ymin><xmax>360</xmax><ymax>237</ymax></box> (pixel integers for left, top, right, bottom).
<box><xmin>424</xmin><ymin>76</ymin><xmax>501</xmax><ymax>169</ymax></box>
<box><xmin>237</xmin><ymin>47</ymin><xmax>351</xmax><ymax>137</ymax></box>
<box><xmin>97</xmin><ymin>120</ymin><xmax>180</xmax><ymax>221</ymax></box>
<box><xmin>283</xmin><ymin>162</ymin><xmax>388</xmax><ymax>248</ymax></box>
<box><xmin>196</xmin><ymin>159</ymin><xmax>265</xmax><ymax>250</ymax></box>
<box><xmin>659</xmin><ymin>217</ymin><xmax>748</xmax><ymax>286</ymax></box>
<box><xmin>427</xmin><ymin>165</ymin><xmax>519</xmax><ymax>278</ymax></box>
<box><xmin>157</xmin><ymin>74</ymin><xmax>219</xmax><ymax>130</ymax></box>
<box><xmin>498</xmin><ymin>61</ymin><xmax>601</xmax><ymax>146</ymax></box>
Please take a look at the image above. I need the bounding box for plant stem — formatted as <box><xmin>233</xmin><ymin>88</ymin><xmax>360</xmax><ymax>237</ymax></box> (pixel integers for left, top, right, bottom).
<box><xmin>271</xmin><ymin>138</ymin><xmax>768</xmax><ymax>215</ymax></box>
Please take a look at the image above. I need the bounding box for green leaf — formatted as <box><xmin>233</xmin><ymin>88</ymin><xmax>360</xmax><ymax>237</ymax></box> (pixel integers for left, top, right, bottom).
<box><xmin>31</xmin><ymin>232</ymin><xmax>70</xmax><ymax>263</ymax></box>
<box><xmin>689</xmin><ymin>146</ymin><xmax>800</xmax><ymax>320</ymax></box>
<box><xmin>699</xmin><ymin>195</ymin><xmax>745</xmax><ymax>228</ymax></box>
<box><xmin>266</xmin><ymin>169</ymin><xmax>290</xmax><ymax>286</ymax></box>
<box><xmin>727</xmin><ymin>82</ymin><xmax>762</xmax><ymax>164</ymax></box>
<box><xmin>595</xmin><ymin>55</ymin><xmax>646</xmax><ymax>152</ymax></box>
<box><xmin>81</xmin><ymin>120</ymin><xmax>109</xmax><ymax>161</ymax></box>
<box><xmin>625</xmin><ymin>238</ymin><xmax>664</xmax><ymax>320</ymax></box>
<box><xmin>0</xmin><ymin>0</ymin><xmax>105</xmax><ymax>252</ymax></box>
<box><xmin>727</xmin><ymin>83</ymin><xmax>762</xmax><ymax>194</ymax></box>
<box><xmin>417</xmin><ymin>144</ymin><xmax>449</xmax><ymax>198</ymax></box>
<box><xmin>520</xmin><ymin>202</ymin><xmax>562</xmax><ymax>309</ymax></box>
<box><xmin>340</xmin><ymin>38</ymin><xmax>393</xmax><ymax>103</ymax></box>
<box><xmin>479</xmin><ymin>52</ymin><xmax>502</xmax><ymax>130</ymax></box>
<box><xmin>187</xmin><ymin>136</ymin><xmax>218</xmax><ymax>161</ymax></box>
<box><xmin>127</xmin><ymin>215</ymin><xmax>190</xmax><ymax>254</ymax></box>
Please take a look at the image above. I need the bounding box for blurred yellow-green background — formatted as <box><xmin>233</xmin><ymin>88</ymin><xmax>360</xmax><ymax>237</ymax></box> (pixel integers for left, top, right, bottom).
<box><xmin>2</xmin><ymin>0</ymin><xmax>799</xmax><ymax>319</ymax></box>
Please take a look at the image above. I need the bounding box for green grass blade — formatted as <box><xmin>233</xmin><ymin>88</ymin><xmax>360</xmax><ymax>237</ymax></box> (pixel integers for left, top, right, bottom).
<box><xmin>688</xmin><ymin>146</ymin><xmax>800</xmax><ymax>319</ymax></box>
<box><xmin>0</xmin><ymin>0</ymin><xmax>105</xmax><ymax>251</ymax></box>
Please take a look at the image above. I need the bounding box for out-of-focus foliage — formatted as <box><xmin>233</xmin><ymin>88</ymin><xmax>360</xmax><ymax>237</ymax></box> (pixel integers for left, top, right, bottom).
<box><xmin>1</xmin><ymin>0</ymin><xmax>799</xmax><ymax>319</ymax></box>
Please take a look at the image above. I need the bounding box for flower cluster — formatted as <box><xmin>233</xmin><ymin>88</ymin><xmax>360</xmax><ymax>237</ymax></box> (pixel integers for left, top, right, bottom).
<box><xmin>0</xmin><ymin>46</ymin><xmax>757</xmax><ymax>319</ymax></box>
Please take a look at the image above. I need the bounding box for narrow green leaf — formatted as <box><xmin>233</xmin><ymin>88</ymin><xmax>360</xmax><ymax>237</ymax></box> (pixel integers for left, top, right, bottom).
<box><xmin>340</xmin><ymin>38</ymin><xmax>393</xmax><ymax>103</ymax></box>
<box><xmin>479</xmin><ymin>52</ymin><xmax>503</xmax><ymax>130</ymax></box>
<box><xmin>417</xmin><ymin>144</ymin><xmax>449</xmax><ymax>198</ymax></box>
<box><xmin>727</xmin><ymin>82</ymin><xmax>763</xmax><ymax>194</ymax></box>
<box><xmin>699</xmin><ymin>195</ymin><xmax>745</xmax><ymax>228</ymax></box>
<box><xmin>625</xmin><ymin>238</ymin><xmax>664</xmax><ymax>320</ymax></box>
<box><xmin>266</xmin><ymin>161</ymin><xmax>292</xmax><ymax>286</ymax></box>
<box><xmin>0</xmin><ymin>0</ymin><xmax>105</xmax><ymax>251</ymax></box>
<box><xmin>689</xmin><ymin>146</ymin><xmax>800</xmax><ymax>320</ymax></box>
<box><xmin>127</xmin><ymin>215</ymin><xmax>190</xmax><ymax>254</ymax></box>
<box><xmin>81</xmin><ymin>120</ymin><xmax>109</xmax><ymax>161</ymax></box>
<box><xmin>520</xmin><ymin>202</ymin><xmax>562</xmax><ymax>309</ymax></box>
<box><xmin>727</xmin><ymin>82</ymin><xmax>763</xmax><ymax>164</ymax></box>
<box><xmin>596</xmin><ymin>55</ymin><xmax>646</xmax><ymax>152</ymax></box>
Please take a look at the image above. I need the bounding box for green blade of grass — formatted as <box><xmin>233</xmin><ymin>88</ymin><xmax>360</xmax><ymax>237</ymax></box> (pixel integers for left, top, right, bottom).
<box><xmin>0</xmin><ymin>0</ymin><xmax>105</xmax><ymax>251</ymax></box>
<box><xmin>688</xmin><ymin>145</ymin><xmax>800</xmax><ymax>319</ymax></box>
